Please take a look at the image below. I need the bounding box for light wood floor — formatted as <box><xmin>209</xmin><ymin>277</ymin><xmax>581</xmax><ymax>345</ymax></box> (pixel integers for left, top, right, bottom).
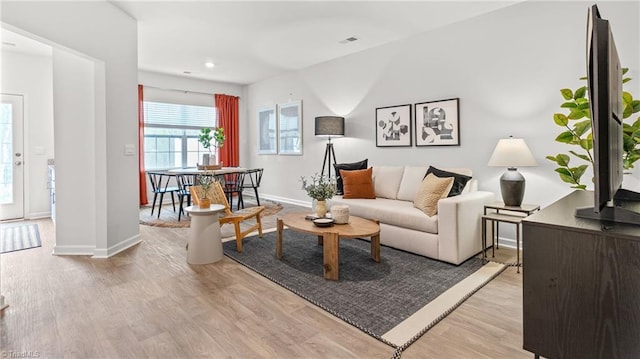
<box><xmin>1</xmin><ymin>217</ymin><xmax>532</xmax><ymax>358</ymax></box>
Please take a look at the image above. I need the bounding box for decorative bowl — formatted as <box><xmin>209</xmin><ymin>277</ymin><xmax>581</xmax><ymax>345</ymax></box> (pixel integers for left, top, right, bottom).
<box><xmin>313</xmin><ymin>218</ymin><xmax>334</xmax><ymax>227</ymax></box>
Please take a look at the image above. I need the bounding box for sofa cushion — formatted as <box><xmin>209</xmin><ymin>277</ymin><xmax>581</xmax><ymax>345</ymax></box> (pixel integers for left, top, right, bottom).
<box><xmin>333</xmin><ymin>159</ymin><xmax>368</xmax><ymax>195</ymax></box>
<box><xmin>341</xmin><ymin>168</ymin><xmax>375</xmax><ymax>199</ymax></box>
<box><xmin>372</xmin><ymin>166</ymin><xmax>405</xmax><ymax>199</ymax></box>
<box><xmin>330</xmin><ymin>196</ymin><xmax>439</xmax><ymax>234</ymax></box>
<box><xmin>397</xmin><ymin>166</ymin><xmax>429</xmax><ymax>201</ymax></box>
<box><xmin>425</xmin><ymin>166</ymin><xmax>472</xmax><ymax>197</ymax></box>
<box><xmin>414</xmin><ymin>174</ymin><xmax>454</xmax><ymax>216</ymax></box>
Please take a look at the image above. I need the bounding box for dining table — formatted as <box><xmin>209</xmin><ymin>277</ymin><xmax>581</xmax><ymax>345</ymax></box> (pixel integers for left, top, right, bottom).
<box><xmin>167</xmin><ymin>167</ymin><xmax>247</xmax><ymax>175</ymax></box>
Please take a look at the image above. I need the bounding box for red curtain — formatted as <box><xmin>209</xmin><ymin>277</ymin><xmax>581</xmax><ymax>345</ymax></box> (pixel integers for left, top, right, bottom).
<box><xmin>138</xmin><ymin>85</ymin><xmax>148</xmax><ymax>205</ymax></box>
<box><xmin>215</xmin><ymin>94</ymin><xmax>240</xmax><ymax>167</ymax></box>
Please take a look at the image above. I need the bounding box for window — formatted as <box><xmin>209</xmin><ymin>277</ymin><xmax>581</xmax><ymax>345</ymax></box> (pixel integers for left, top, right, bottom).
<box><xmin>143</xmin><ymin>101</ymin><xmax>218</xmax><ymax>170</ymax></box>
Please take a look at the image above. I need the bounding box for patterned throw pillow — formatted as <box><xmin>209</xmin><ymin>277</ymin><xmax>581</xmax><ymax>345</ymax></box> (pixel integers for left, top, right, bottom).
<box><xmin>413</xmin><ymin>174</ymin><xmax>455</xmax><ymax>216</ymax></box>
<box><xmin>341</xmin><ymin>168</ymin><xmax>375</xmax><ymax>199</ymax></box>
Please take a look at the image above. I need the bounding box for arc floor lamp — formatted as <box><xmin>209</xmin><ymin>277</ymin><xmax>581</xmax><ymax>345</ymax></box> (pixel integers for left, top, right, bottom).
<box><xmin>315</xmin><ymin>116</ymin><xmax>345</xmax><ymax>178</ymax></box>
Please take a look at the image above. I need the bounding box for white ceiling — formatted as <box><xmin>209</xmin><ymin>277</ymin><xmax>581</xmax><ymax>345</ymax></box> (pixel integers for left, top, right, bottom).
<box><xmin>2</xmin><ymin>1</ymin><xmax>520</xmax><ymax>85</ymax></box>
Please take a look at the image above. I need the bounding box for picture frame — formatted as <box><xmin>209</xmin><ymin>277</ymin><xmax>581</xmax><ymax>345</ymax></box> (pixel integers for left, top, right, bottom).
<box><xmin>414</xmin><ymin>98</ymin><xmax>460</xmax><ymax>146</ymax></box>
<box><xmin>257</xmin><ymin>105</ymin><xmax>277</xmax><ymax>155</ymax></box>
<box><xmin>278</xmin><ymin>100</ymin><xmax>303</xmax><ymax>155</ymax></box>
<box><xmin>375</xmin><ymin>104</ymin><xmax>412</xmax><ymax>147</ymax></box>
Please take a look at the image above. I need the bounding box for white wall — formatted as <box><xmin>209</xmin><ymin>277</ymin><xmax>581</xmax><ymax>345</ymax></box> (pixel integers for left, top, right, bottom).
<box><xmin>0</xmin><ymin>50</ymin><xmax>54</xmax><ymax>218</ymax></box>
<box><xmin>2</xmin><ymin>1</ymin><xmax>139</xmax><ymax>257</ymax></box>
<box><xmin>246</xmin><ymin>1</ymin><xmax>640</xmax><ymax>210</ymax></box>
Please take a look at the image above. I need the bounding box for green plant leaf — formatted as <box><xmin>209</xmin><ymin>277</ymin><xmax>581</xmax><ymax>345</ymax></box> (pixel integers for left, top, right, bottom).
<box><xmin>561</xmin><ymin>102</ymin><xmax>577</xmax><ymax>109</ymax></box>
<box><xmin>623</xmin><ymin>67</ymin><xmax>629</xmax><ymax>75</ymax></box>
<box><xmin>569</xmin><ymin>150</ymin><xmax>591</xmax><ymax>162</ymax></box>
<box><xmin>568</xmin><ymin>109</ymin><xmax>585</xmax><ymax>120</ymax></box>
<box><xmin>556</xmin><ymin>131</ymin><xmax>574</xmax><ymax>144</ymax></box>
<box><xmin>556</xmin><ymin>154</ymin><xmax>570</xmax><ymax>166</ymax></box>
<box><xmin>579</xmin><ymin>138</ymin><xmax>593</xmax><ymax>150</ymax></box>
<box><xmin>632</xmin><ymin>100</ymin><xmax>640</xmax><ymax>113</ymax></box>
<box><xmin>558</xmin><ymin>173</ymin><xmax>576</xmax><ymax>184</ymax></box>
<box><xmin>575</xmin><ymin>98</ymin><xmax>589</xmax><ymax>105</ymax></box>
<box><xmin>623</xmin><ymin>91</ymin><xmax>633</xmax><ymax>104</ymax></box>
<box><xmin>553</xmin><ymin>113</ymin><xmax>569</xmax><ymax>126</ymax></box>
<box><xmin>579</xmin><ymin>76</ymin><xmax>588</xmax><ymax>81</ymax></box>
<box><xmin>571</xmin><ymin>164</ymin><xmax>588</xmax><ymax>180</ymax></box>
<box><xmin>546</xmin><ymin>155</ymin><xmax>557</xmax><ymax>162</ymax></box>
<box><xmin>577</xmin><ymin>102</ymin><xmax>590</xmax><ymax>110</ymax></box>
<box><xmin>623</xmin><ymin>77</ymin><xmax>632</xmax><ymax>84</ymax></box>
<box><xmin>561</xmin><ymin>89</ymin><xmax>573</xmax><ymax>101</ymax></box>
<box><xmin>555</xmin><ymin>167</ymin><xmax>572</xmax><ymax>176</ymax></box>
<box><xmin>623</xmin><ymin>104</ymin><xmax>633</xmax><ymax>119</ymax></box>
<box><xmin>574</xmin><ymin>86</ymin><xmax>587</xmax><ymax>99</ymax></box>
<box><xmin>572</xmin><ymin>185</ymin><xmax>587</xmax><ymax>190</ymax></box>
<box><xmin>573</xmin><ymin>120</ymin><xmax>591</xmax><ymax>136</ymax></box>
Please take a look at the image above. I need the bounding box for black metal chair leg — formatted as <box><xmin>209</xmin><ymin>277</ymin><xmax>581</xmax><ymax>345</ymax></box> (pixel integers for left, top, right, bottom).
<box><xmin>170</xmin><ymin>192</ymin><xmax>176</xmax><ymax>211</ymax></box>
<box><xmin>157</xmin><ymin>193</ymin><xmax>165</xmax><ymax>218</ymax></box>
<box><xmin>253</xmin><ymin>187</ymin><xmax>260</xmax><ymax>206</ymax></box>
<box><xmin>150</xmin><ymin>193</ymin><xmax>159</xmax><ymax>216</ymax></box>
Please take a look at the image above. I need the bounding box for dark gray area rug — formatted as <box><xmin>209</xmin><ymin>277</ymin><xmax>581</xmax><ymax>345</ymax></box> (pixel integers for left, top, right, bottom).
<box><xmin>223</xmin><ymin>230</ymin><xmax>494</xmax><ymax>347</ymax></box>
<box><xmin>0</xmin><ymin>222</ymin><xmax>41</xmax><ymax>254</ymax></box>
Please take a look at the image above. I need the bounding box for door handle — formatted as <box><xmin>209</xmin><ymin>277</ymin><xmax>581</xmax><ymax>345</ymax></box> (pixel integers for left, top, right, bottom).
<box><xmin>15</xmin><ymin>161</ymin><xmax>22</xmax><ymax>166</ymax></box>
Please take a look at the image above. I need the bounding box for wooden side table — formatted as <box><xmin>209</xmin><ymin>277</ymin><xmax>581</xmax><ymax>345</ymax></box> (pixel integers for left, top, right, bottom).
<box><xmin>482</xmin><ymin>202</ymin><xmax>540</xmax><ymax>273</ymax></box>
<box><xmin>184</xmin><ymin>204</ymin><xmax>226</xmax><ymax>265</ymax></box>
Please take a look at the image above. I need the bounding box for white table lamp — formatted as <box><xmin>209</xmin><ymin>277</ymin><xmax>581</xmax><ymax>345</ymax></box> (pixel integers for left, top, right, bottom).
<box><xmin>488</xmin><ymin>136</ymin><xmax>537</xmax><ymax>207</ymax></box>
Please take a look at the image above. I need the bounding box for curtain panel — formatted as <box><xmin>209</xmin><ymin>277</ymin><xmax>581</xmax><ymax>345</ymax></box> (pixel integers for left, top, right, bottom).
<box><xmin>138</xmin><ymin>85</ymin><xmax>148</xmax><ymax>205</ymax></box>
<box><xmin>215</xmin><ymin>94</ymin><xmax>240</xmax><ymax>167</ymax></box>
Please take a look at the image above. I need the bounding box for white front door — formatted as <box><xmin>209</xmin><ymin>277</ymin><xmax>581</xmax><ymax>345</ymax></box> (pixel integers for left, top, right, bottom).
<box><xmin>0</xmin><ymin>94</ymin><xmax>25</xmax><ymax>220</ymax></box>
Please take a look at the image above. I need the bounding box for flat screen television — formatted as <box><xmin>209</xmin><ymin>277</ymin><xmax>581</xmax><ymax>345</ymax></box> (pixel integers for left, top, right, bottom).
<box><xmin>575</xmin><ymin>4</ymin><xmax>640</xmax><ymax>225</ymax></box>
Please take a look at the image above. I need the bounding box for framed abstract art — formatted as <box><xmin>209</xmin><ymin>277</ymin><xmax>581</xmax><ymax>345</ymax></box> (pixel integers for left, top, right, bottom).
<box><xmin>375</xmin><ymin>104</ymin><xmax>412</xmax><ymax>147</ymax></box>
<box><xmin>414</xmin><ymin>98</ymin><xmax>460</xmax><ymax>146</ymax></box>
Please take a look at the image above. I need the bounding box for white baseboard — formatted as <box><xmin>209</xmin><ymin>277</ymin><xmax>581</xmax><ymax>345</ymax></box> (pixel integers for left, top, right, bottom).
<box><xmin>496</xmin><ymin>236</ymin><xmax>518</xmax><ymax>250</ymax></box>
<box><xmin>27</xmin><ymin>211</ymin><xmax>51</xmax><ymax>219</ymax></box>
<box><xmin>92</xmin><ymin>234</ymin><xmax>142</xmax><ymax>258</ymax></box>
<box><xmin>52</xmin><ymin>244</ymin><xmax>95</xmax><ymax>256</ymax></box>
<box><xmin>260</xmin><ymin>193</ymin><xmax>311</xmax><ymax>208</ymax></box>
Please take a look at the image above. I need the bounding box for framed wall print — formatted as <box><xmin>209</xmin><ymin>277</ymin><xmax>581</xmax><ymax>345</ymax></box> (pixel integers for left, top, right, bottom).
<box><xmin>414</xmin><ymin>98</ymin><xmax>460</xmax><ymax>146</ymax></box>
<box><xmin>375</xmin><ymin>104</ymin><xmax>412</xmax><ymax>147</ymax></box>
<box><xmin>278</xmin><ymin>100</ymin><xmax>303</xmax><ymax>155</ymax></box>
<box><xmin>257</xmin><ymin>105</ymin><xmax>277</xmax><ymax>154</ymax></box>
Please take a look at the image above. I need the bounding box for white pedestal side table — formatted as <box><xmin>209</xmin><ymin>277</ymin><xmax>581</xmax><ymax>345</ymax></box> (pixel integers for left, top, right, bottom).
<box><xmin>184</xmin><ymin>204</ymin><xmax>226</xmax><ymax>265</ymax></box>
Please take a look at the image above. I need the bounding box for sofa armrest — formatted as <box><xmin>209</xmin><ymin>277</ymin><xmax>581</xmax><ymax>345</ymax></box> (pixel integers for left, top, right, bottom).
<box><xmin>437</xmin><ymin>191</ymin><xmax>495</xmax><ymax>264</ymax></box>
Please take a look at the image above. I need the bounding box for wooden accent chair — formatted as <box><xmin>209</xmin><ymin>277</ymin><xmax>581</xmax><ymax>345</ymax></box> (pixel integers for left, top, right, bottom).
<box><xmin>190</xmin><ymin>181</ymin><xmax>264</xmax><ymax>252</ymax></box>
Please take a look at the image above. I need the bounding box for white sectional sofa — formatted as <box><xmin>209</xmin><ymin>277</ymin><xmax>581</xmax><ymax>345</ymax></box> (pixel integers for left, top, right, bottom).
<box><xmin>329</xmin><ymin>166</ymin><xmax>494</xmax><ymax>265</ymax></box>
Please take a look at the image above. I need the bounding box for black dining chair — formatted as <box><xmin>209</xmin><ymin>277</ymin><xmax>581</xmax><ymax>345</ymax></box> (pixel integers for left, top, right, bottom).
<box><xmin>221</xmin><ymin>171</ymin><xmax>246</xmax><ymax>211</ymax></box>
<box><xmin>147</xmin><ymin>171</ymin><xmax>180</xmax><ymax>218</ymax></box>
<box><xmin>176</xmin><ymin>174</ymin><xmax>196</xmax><ymax>221</ymax></box>
<box><xmin>242</xmin><ymin>168</ymin><xmax>264</xmax><ymax>206</ymax></box>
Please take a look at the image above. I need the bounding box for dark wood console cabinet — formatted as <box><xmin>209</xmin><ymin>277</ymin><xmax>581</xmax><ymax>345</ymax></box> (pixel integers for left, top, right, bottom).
<box><xmin>522</xmin><ymin>190</ymin><xmax>640</xmax><ymax>359</ymax></box>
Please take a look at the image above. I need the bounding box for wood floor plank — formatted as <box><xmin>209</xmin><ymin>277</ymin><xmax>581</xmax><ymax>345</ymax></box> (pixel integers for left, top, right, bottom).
<box><xmin>1</xmin><ymin>215</ymin><xmax>532</xmax><ymax>358</ymax></box>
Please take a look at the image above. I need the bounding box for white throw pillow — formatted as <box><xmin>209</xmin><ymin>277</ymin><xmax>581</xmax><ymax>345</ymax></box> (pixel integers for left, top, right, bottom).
<box><xmin>373</xmin><ymin>166</ymin><xmax>405</xmax><ymax>199</ymax></box>
<box><xmin>397</xmin><ymin>166</ymin><xmax>429</xmax><ymax>201</ymax></box>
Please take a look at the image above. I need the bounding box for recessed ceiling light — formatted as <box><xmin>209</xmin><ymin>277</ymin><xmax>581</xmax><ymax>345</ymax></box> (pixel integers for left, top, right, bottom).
<box><xmin>339</xmin><ymin>37</ymin><xmax>358</xmax><ymax>44</ymax></box>
<box><xmin>205</xmin><ymin>62</ymin><xmax>215</xmax><ymax>68</ymax></box>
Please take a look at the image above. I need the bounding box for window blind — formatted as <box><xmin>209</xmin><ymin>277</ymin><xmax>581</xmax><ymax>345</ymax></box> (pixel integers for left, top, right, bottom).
<box><xmin>143</xmin><ymin>101</ymin><xmax>217</xmax><ymax>128</ymax></box>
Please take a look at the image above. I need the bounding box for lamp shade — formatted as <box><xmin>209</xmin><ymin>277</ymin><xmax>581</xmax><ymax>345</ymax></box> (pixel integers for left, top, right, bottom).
<box><xmin>315</xmin><ymin>116</ymin><xmax>345</xmax><ymax>137</ymax></box>
<box><xmin>488</xmin><ymin>137</ymin><xmax>537</xmax><ymax>167</ymax></box>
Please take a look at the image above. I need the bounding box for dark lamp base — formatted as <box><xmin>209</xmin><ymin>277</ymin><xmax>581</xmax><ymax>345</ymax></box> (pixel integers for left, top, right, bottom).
<box><xmin>500</xmin><ymin>168</ymin><xmax>525</xmax><ymax>207</ymax></box>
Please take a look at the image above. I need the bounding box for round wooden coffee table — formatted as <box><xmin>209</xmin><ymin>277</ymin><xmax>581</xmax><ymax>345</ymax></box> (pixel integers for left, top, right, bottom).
<box><xmin>276</xmin><ymin>212</ymin><xmax>381</xmax><ymax>280</ymax></box>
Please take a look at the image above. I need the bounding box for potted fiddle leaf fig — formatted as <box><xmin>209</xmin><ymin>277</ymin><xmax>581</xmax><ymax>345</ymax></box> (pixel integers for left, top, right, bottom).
<box><xmin>547</xmin><ymin>68</ymin><xmax>640</xmax><ymax>189</ymax></box>
<box><xmin>198</xmin><ymin>127</ymin><xmax>225</xmax><ymax>166</ymax></box>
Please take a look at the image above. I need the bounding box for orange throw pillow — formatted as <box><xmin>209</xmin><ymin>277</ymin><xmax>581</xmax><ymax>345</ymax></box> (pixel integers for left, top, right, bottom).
<box><xmin>341</xmin><ymin>168</ymin><xmax>375</xmax><ymax>199</ymax></box>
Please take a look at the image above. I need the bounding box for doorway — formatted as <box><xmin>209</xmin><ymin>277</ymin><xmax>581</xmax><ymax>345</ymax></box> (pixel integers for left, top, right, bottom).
<box><xmin>0</xmin><ymin>94</ymin><xmax>24</xmax><ymax>221</ymax></box>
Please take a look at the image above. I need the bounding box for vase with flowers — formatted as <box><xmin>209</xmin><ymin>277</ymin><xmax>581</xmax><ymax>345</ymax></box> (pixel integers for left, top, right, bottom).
<box><xmin>300</xmin><ymin>173</ymin><xmax>336</xmax><ymax>218</ymax></box>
